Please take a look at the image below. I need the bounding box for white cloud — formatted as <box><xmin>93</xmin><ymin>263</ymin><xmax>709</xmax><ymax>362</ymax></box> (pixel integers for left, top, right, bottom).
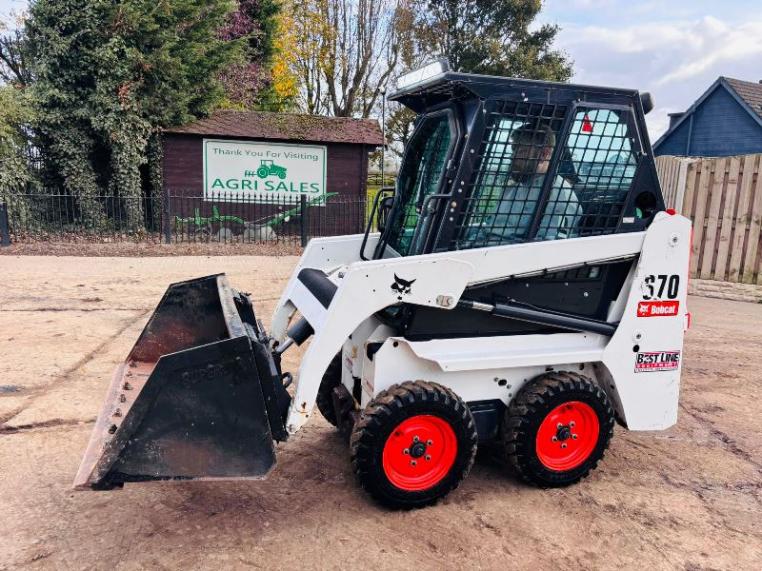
<box><xmin>554</xmin><ymin>16</ymin><xmax>762</xmax><ymax>138</ymax></box>
<box><xmin>656</xmin><ymin>19</ymin><xmax>762</xmax><ymax>85</ymax></box>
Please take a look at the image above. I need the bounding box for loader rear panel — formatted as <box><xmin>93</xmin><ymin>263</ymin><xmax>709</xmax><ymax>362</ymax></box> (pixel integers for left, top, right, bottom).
<box><xmin>74</xmin><ymin>274</ymin><xmax>289</xmax><ymax>490</ymax></box>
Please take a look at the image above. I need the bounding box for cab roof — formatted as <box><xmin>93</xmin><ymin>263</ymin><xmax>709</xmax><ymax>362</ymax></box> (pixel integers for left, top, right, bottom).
<box><xmin>388</xmin><ymin>71</ymin><xmax>644</xmax><ymax>114</ymax></box>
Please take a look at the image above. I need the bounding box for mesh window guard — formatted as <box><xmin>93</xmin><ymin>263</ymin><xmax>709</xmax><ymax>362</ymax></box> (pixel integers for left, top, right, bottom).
<box><xmin>451</xmin><ymin>103</ymin><xmax>640</xmax><ymax>250</ymax></box>
<box><xmin>453</xmin><ymin>101</ymin><xmax>567</xmax><ymax>250</ymax></box>
<box><xmin>538</xmin><ymin>107</ymin><xmax>638</xmax><ymax>240</ymax></box>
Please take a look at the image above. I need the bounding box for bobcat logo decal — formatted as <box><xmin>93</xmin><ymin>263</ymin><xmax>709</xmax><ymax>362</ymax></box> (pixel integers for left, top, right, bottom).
<box><xmin>391</xmin><ymin>274</ymin><xmax>416</xmax><ymax>300</ymax></box>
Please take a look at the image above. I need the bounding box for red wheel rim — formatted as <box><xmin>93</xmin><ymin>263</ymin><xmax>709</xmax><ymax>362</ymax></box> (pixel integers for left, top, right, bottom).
<box><xmin>382</xmin><ymin>415</ymin><xmax>457</xmax><ymax>491</ymax></box>
<box><xmin>536</xmin><ymin>401</ymin><xmax>599</xmax><ymax>471</ymax></box>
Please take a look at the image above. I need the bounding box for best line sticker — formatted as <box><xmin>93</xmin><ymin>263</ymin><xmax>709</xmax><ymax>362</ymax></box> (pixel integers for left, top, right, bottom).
<box><xmin>634</xmin><ymin>351</ymin><xmax>681</xmax><ymax>373</ymax></box>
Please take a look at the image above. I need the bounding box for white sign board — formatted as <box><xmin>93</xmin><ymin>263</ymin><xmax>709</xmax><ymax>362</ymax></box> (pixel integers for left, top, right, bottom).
<box><xmin>203</xmin><ymin>139</ymin><xmax>327</xmax><ymax>203</ymax></box>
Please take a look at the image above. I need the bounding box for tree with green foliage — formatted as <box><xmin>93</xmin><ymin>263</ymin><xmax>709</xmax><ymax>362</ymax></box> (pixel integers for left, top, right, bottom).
<box><xmin>416</xmin><ymin>0</ymin><xmax>572</xmax><ymax>80</ymax></box>
<box><xmin>0</xmin><ymin>17</ymin><xmax>35</xmax><ymax>190</ymax></box>
<box><xmin>384</xmin><ymin>0</ymin><xmax>572</xmax><ymax>159</ymax></box>
<box><xmin>0</xmin><ymin>84</ymin><xmax>35</xmax><ymax>189</ymax></box>
<box><xmin>25</xmin><ymin>0</ymin><xmax>245</xmax><ymax>229</ymax></box>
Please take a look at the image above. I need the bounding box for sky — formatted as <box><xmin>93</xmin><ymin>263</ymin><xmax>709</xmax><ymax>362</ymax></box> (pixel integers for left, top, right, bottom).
<box><xmin>0</xmin><ymin>0</ymin><xmax>22</xmax><ymax>23</ymax></box>
<box><xmin>538</xmin><ymin>0</ymin><xmax>762</xmax><ymax>140</ymax></box>
<box><xmin>2</xmin><ymin>0</ymin><xmax>761</xmax><ymax>141</ymax></box>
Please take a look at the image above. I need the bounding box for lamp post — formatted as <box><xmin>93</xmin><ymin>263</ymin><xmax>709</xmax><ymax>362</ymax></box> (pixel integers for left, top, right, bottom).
<box><xmin>380</xmin><ymin>87</ymin><xmax>386</xmax><ymax>188</ymax></box>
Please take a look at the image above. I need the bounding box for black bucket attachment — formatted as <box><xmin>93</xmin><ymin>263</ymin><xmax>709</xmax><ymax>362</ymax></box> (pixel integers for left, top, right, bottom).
<box><xmin>74</xmin><ymin>274</ymin><xmax>291</xmax><ymax>490</ymax></box>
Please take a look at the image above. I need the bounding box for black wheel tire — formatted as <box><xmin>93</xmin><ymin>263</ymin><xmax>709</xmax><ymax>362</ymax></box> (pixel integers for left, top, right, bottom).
<box><xmin>350</xmin><ymin>381</ymin><xmax>477</xmax><ymax>510</ymax></box>
<box><xmin>315</xmin><ymin>354</ymin><xmax>342</xmax><ymax>426</ymax></box>
<box><xmin>502</xmin><ymin>371</ymin><xmax>615</xmax><ymax>488</ymax></box>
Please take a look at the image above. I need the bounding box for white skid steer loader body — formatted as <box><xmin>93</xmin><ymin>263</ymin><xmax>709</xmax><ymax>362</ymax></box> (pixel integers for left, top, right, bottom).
<box><xmin>272</xmin><ymin>212</ymin><xmax>691</xmax><ymax>434</ymax></box>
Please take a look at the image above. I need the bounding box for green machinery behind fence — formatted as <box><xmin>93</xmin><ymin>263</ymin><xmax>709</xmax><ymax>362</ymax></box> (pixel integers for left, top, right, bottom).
<box><xmin>174</xmin><ymin>192</ymin><xmax>339</xmax><ymax>234</ymax></box>
<box><xmin>174</xmin><ymin>205</ymin><xmax>245</xmax><ymax>231</ymax></box>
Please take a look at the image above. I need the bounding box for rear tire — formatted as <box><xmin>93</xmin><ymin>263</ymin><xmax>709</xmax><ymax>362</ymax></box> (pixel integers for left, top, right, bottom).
<box><xmin>502</xmin><ymin>371</ymin><xmax>614</xmax><ymax>487</ymax></box>
<box><xmin>350</xmin><ymin>381</ymin><xmax>477</xmax><ymax>509</ymax></box>
<box><xmin>316</xmin><ymin>354</ymin><xmax>342</xmax><ymax>426</ymax></box>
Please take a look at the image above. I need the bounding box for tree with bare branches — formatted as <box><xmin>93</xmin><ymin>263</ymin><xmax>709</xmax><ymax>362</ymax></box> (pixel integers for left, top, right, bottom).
<box><xmin>284</xmin><ymin>0</ymin><xmax>402</xmax><ymax>118</ymax></box>
<box><xmin>0</xmin><ymin>29</ymin><xmax>30</xmax><ymax>86</ymax></box>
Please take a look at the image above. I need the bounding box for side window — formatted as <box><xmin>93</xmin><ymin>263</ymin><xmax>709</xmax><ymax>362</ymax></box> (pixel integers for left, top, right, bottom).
<box><xmin>453</xmin><ymin>101</ymin><xmax>566</xmax><ymax>250</ymax></box>
<box><xmin>538</xmin><ymin>107</ymin><xmax>639</xmax><ymax>240</ymax></box>
<box><xmin>386</xmin><ymin>113</ymin><xmax>452</xmax><ymax>256</ymax></box>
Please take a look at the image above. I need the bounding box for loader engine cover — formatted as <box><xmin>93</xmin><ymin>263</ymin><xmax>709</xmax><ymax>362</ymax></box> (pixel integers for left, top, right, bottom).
<box><xmin>74</xmin><ymin>274</ymin><xmax>290</xmax><ymax>490</ymax></box>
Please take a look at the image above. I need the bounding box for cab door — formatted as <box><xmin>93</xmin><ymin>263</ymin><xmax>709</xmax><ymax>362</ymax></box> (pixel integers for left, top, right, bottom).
<box><xmin>377</xmin><ymin>109</ymin><xmax>457</xmax><ymax>257</ymax></box>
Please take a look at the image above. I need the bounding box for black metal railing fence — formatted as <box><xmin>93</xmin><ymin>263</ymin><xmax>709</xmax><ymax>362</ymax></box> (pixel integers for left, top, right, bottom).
<box><xmin>0</xmin><ymin>189</ymin><xmax>373</xmax><ymax>246</ymax></box>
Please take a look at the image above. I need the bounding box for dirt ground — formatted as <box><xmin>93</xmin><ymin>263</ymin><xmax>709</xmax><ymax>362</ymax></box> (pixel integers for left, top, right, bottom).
<box><xmin>0</xmin><ymin>255</ymin><xmax>760</xmax><ymax>571</ymax></box>
<box><xmin>0</xmin><ymin>241</ymin><xmax>302</xmax><ymax>258</ymax></box>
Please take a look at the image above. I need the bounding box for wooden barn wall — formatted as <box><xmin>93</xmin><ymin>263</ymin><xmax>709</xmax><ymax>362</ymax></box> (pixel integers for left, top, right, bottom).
<box><xmin>657</xmin><ymin>153</ymin><xmax>762</xmax><ymax>283</ymax></box>
<box><xmin>163</xmin><ymin>134</ymin><xmax>368</xmax><ymax>197</ymax></box>
<box><xmin>162</xmin><ymin>134</ymin><xmax>370</xmax><ymax>236</ymax></box>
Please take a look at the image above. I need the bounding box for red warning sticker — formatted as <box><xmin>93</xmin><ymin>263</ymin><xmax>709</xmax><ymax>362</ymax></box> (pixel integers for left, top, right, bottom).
<box><xmin>637</xmin><ymin>300</ymin><xmax>680</xmax><ymax>317</ymax></box>
<box><xmin>634</xmin><ymin>351</ymin><xmax>681</xmax><ymax>373</ymax></box>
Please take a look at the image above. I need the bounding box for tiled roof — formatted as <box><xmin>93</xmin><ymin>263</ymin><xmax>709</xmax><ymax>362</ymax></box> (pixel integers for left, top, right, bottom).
<box><xmin>164</xmin><ymin>110</ymin><xmax>383</xmax><ymax>146</ymax></box>
<box><xmin>653</xmin><ymin>76</ymin><xmax>762</xmax><ymax>151</ymax></box>
<box><xmin>724</xmin><ymin>77</ymin><xmax>762</xmax><ymax>121</ymax></box>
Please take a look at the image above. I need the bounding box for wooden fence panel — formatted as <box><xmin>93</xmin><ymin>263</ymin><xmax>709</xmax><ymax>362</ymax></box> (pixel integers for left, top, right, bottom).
<box><xmin>713</xmin><ymin>157</ymin><xmax>740</xmax><ymax>280</ymax></box>
<box><xmin>690</xmin><ymin>160</ymin><xmax>713</xmax><ymax>277</ymax></box>
<box><xmin>656</xmin><ymin>153</ymin><xmax>762</xmax><ymax>283</ymax></box>
<box><xmin>699</xmin><ymin>157</ymin><xmax>726</xmax><ymax>279</ymax></box>
<box><xmin>728</xmin><ymin>155</ymin><xmax>756</xmax><ymax>282</ymax></box>
<box><xmin>746</xmin><ymin>166</ymin><xmax>762</xmax><ymax>284</ymax></box>
<box><xmin>655</xmin><ymin>156</ymin><xmax>682</xmax><ymax>209</ymax></box>
<box><xmin>682</xmin><ymin>160</ymin><xmax>698</xmax><ymax>220</ymax></box>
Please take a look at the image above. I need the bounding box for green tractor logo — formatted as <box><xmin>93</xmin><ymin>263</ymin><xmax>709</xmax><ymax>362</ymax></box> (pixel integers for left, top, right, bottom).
<box><xmin>256</xmin><ymin>159</ymin><xmax>287</xmax><ymax>180</ymax></box>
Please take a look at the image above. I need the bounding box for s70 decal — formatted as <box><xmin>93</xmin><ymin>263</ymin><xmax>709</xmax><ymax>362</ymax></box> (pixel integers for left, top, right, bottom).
<box><xmin>642</xmin><ymin>274</ymin><xmax>679</xmax><ymax>300</ymax></box>
<box><xmin>638</xmin><ymin>274</ymin><xmax>680</xmax><ymax>317</ymax></box>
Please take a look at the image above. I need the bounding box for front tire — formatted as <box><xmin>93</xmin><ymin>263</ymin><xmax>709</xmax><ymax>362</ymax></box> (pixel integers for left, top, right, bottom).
<box><xmin>502</xmin><ymin>371</ymin><xmax>615</xmax><ymax>487</ymax></box>
<box><xmin>350</xmin><ymin>381</ymin><xmax>477</xmax><ymax>509</ymax></box>
<box><xmin>315</xmin><ymin>354</ymin><xmax>342</xmax><ymax>426</ymax></box>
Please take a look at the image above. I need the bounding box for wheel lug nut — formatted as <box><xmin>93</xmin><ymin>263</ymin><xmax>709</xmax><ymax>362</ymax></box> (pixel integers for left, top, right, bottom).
<box><xmin>425</xmin><ymin>455</ymin><xmax>431</xmax><ymax>461</ymax></box>
<box><xmin>561</xmin><ymin>443</ymin><xmax>568</xmax><ymax>449</ymax></box>
<box><xmin>413</xmin><ymin>436</ymin><xmax>420</xmax><ymax>443</ymax></box>
<box><xmin>411</xmin><ymin>460</ymin><xmax>417</xmax><ymax>466</ymax></box>
<box><xmin>570</xmin><ymin>421</ymin><xmax>576</xmax><ymax>428</ymax></box>
<box><xmin>572</xmin><ymin>434</ymin><xmax>578</xmax><ymax>440</ymax></box>
<box><xmin>551</xmin><ymin>436</ymin><xmax>558</xmax><ymax>442</ymax></box>
<box><xmin>403</xmin><ymin>448</ymin><xmax>410</xmax><ymax>455</ymax></box>
<box><xmin>557</xmin><ymin>423</ymin><xmax>563</xmax><ymax>429</ymax></box>
<box><xmin>426</xmin><ymin>439</ymin><xmax>433</xmax><ymax>446</ymax></box>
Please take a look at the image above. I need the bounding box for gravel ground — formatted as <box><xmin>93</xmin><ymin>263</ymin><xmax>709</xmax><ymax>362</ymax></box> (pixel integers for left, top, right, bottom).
<box><xmin>0</xmin><ymin>255</ymin><xmax>760</xmax><ymax>570</ymax></box>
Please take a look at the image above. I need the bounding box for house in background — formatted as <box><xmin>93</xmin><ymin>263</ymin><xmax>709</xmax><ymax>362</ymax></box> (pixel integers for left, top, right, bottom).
<box><xmin>654</xmin><ymin>77</ymin><xmax>762</xmax><ymax>157</ymax></box>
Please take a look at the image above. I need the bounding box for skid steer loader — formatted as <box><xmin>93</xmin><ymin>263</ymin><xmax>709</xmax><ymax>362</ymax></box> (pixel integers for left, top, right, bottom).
<box><xmin>75</xmin><ymin>61</ymin><xmax>692</xmax><ymax>509</ymax></box>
